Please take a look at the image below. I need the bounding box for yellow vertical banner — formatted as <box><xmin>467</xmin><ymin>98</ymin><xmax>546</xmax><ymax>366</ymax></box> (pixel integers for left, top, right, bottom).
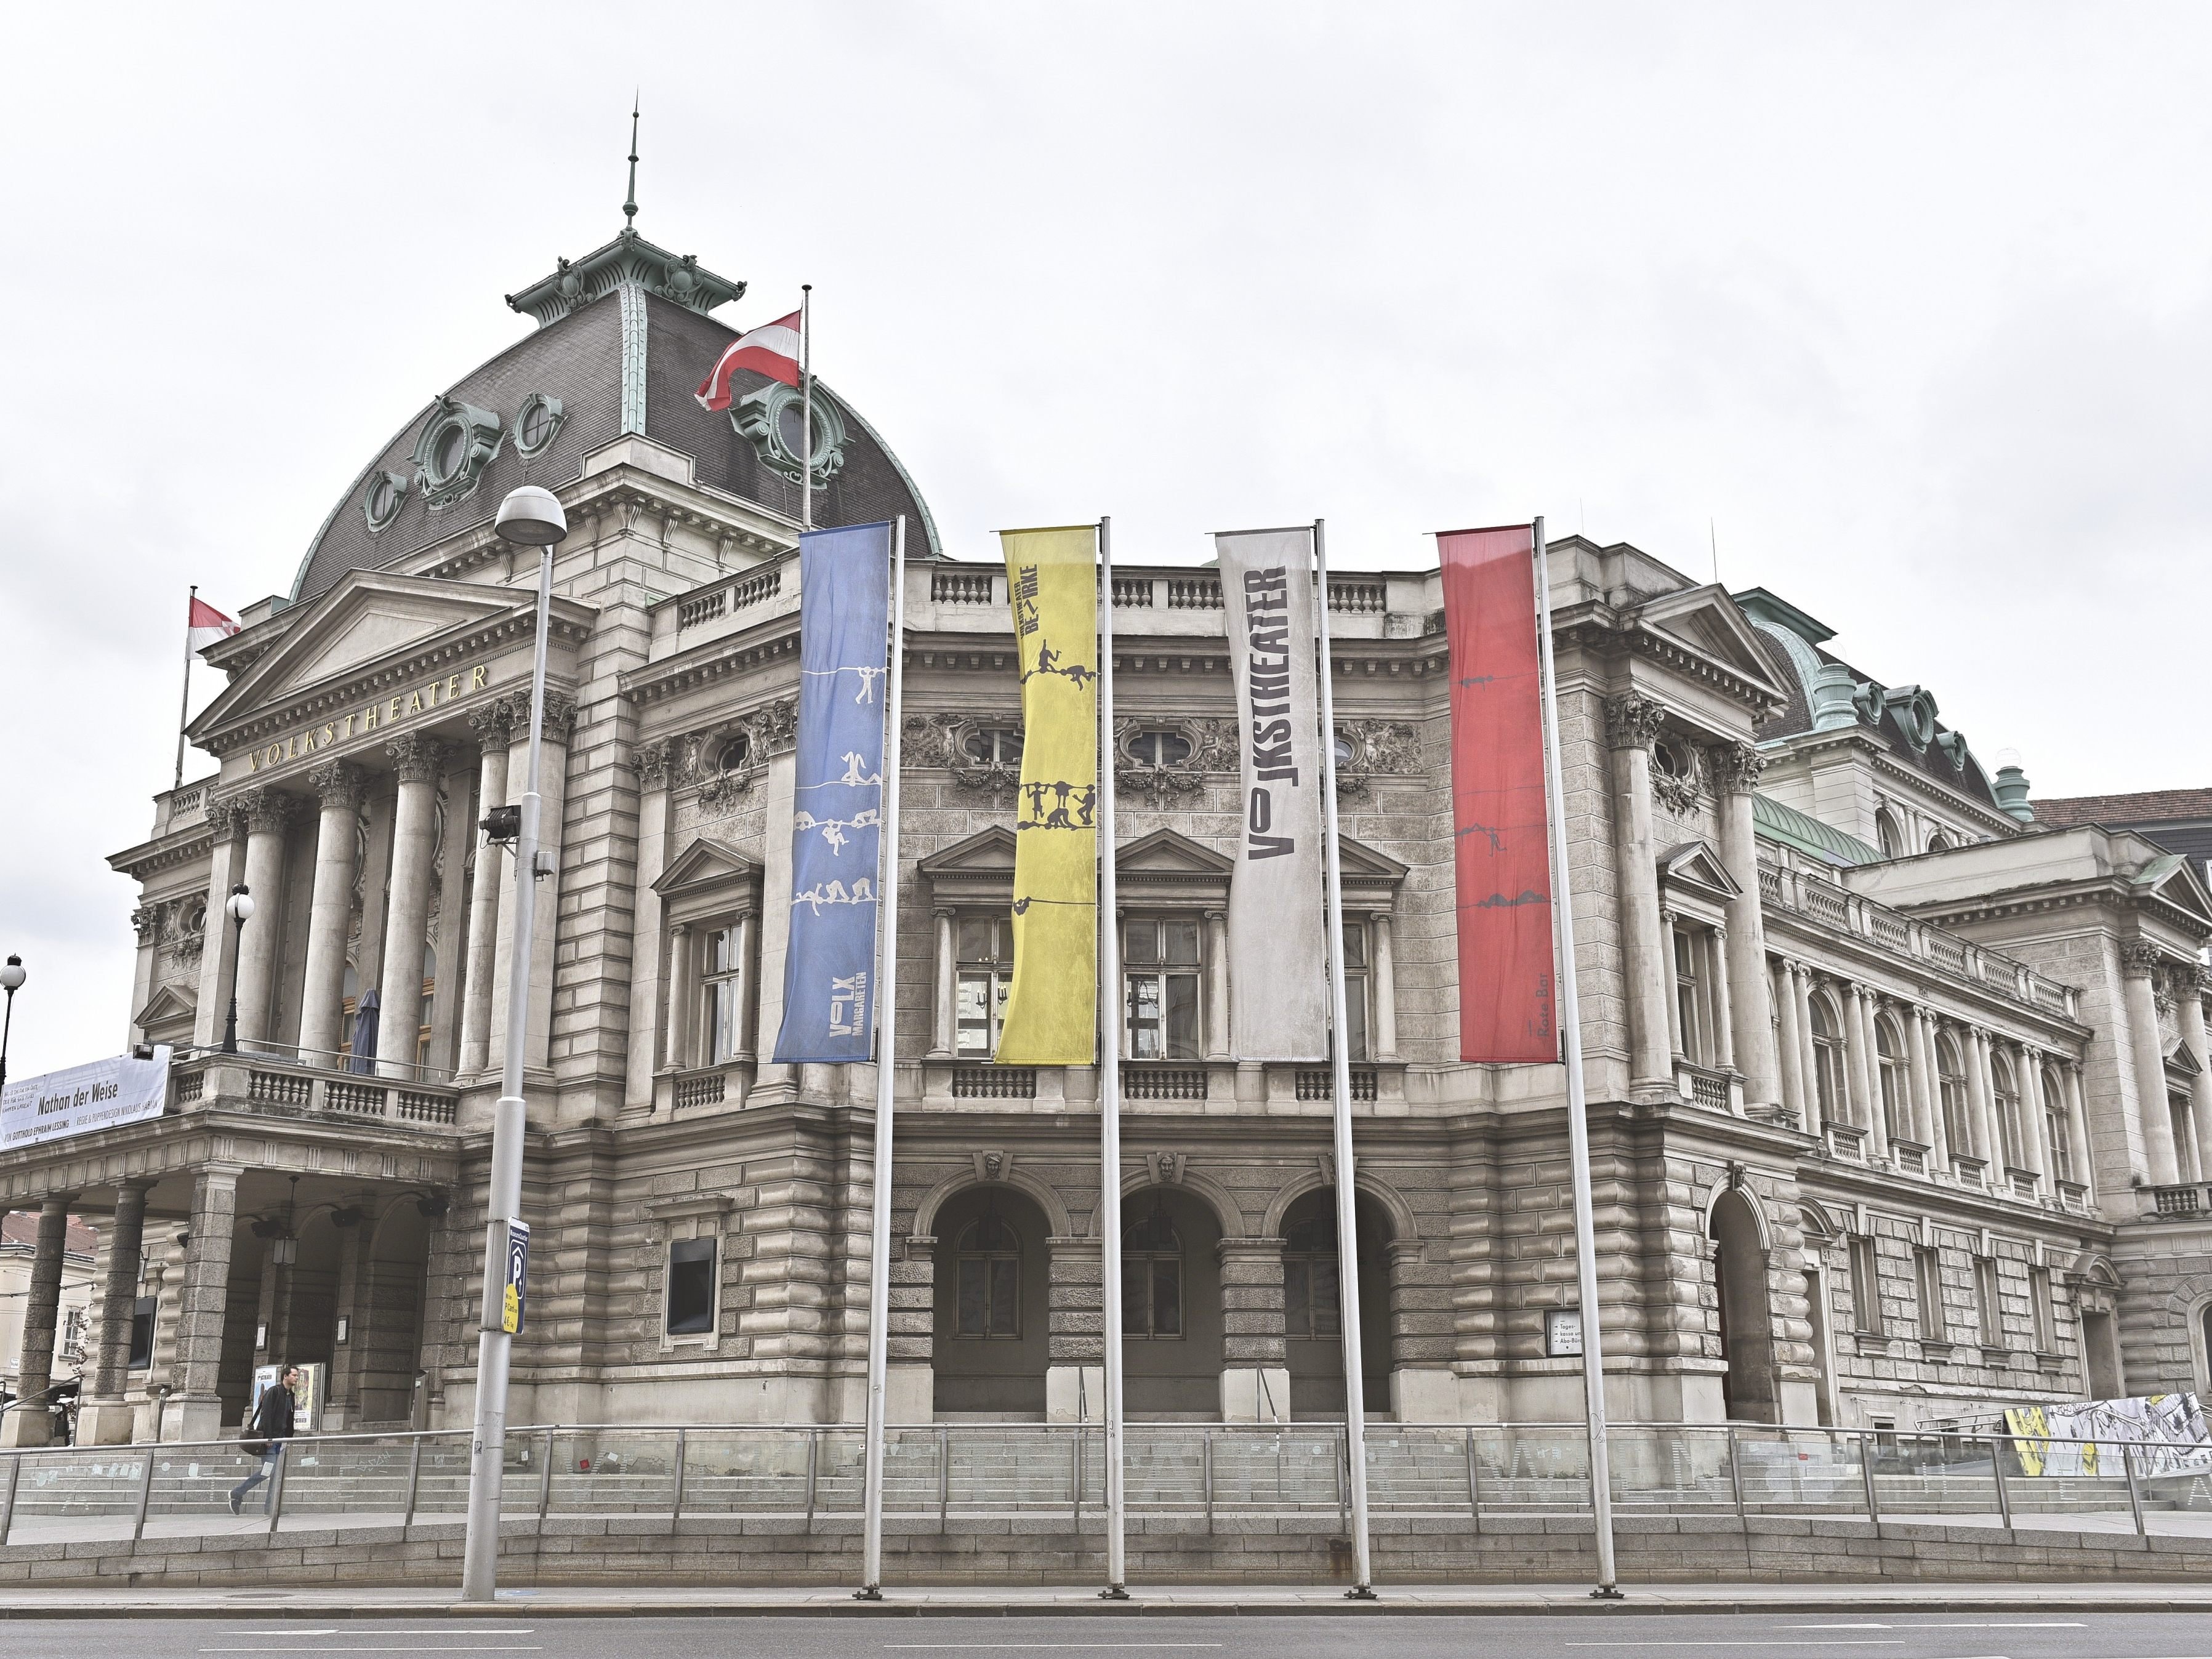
<box><xmin>995</xmin><ymin>525</ymin><xmax>1100</xmax><ymax>1063</ymax></box>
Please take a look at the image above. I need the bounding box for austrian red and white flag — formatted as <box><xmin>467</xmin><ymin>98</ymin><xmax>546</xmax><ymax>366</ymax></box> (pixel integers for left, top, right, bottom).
<box><xmin>695</xmin><ymin>308</ymin><xmax>802</xmax><ymax>410</ymax></box>
<box><xmin>187</xmin><ymin>595</ymin><xmax>241</xmax><ymax>652</ymax></box>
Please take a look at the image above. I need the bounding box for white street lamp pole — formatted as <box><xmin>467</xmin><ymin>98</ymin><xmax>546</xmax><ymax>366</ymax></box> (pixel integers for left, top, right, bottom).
<box><xmin>460</xmin><ymin>484</ymin><xmax>566</xmax><ymax>1602</ymax></box>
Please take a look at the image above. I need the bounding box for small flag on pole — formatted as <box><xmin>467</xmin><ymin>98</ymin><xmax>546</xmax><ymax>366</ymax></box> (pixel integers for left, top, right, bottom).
<box><xmin>695</xmin><ymin>308</ymin><xmax>803</xmax><ymax>409</ymax></box>
<box><xmin>188</xmin><ymin>595</ymin><xmax>241</xmax><ymax>651</ymax></box>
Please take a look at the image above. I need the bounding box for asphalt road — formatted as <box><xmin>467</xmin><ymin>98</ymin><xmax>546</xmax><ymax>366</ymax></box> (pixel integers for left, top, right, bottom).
<box><xmin>9</xmin><ymin>1614</ymin><xmax>2210</xmax><ymax>1659</ymax></box>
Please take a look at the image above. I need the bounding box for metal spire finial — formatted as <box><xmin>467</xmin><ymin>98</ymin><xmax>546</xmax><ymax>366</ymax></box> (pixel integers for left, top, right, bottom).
<box><xmin>623</xmin><ymin>93</ymin><xmax>640</xmax><ymax>231</ymax></box>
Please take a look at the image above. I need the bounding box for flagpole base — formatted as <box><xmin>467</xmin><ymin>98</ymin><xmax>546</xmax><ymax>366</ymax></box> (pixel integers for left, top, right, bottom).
<box><xmin>1590</xmin><ymin>1586</ymin><xmax>1626</xmax><ymax>1601</ymax></box>
<box><xmin>1345</xmin><ymin>1585</ymin><xmax>1379</xmax><ymax>1601</ymax></box>
<box><xmin>1099</xmin><ymin>1585</ymin><xmax>1130</xmax><ymax>1601</ymax></box>
<box><xmin>853</xmin><ymin>1586</ymin><xmax>883</xmax><ymax>1602</ymax></box>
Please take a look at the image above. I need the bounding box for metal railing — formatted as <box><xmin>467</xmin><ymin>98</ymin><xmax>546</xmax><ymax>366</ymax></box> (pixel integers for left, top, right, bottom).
<box><xmin>1</xmin><ymin>1420</ymin><xmax>2202</xmax><ymax>1549</ymax></box>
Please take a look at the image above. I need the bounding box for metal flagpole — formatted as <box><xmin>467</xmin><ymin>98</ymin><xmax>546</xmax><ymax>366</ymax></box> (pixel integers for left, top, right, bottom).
<box><xmin>1532</xmin><ymin>515</ymin><xmax>1622</xmax><ymax>1599</ymax></box>
<box><xmin>1312</xmin><ymin>518</ymin><xmax>1377</xmax><ymax>1599</ymax></box>
<box><xmin>1096</xmin><ymin>515</ymin><xmax>1128</xmax><ymax>1599</ymax></box>
<box><xmin>799</xmin><ymin>286</ymin><xmax>814</xmax><ymax>532</ymax></box>
<box><xmin>857</xmin><ymin>515</ymin><xmax>908</xmax><ymax>1600</ymax></box>
<box><xmin>175</xmin><ymin>586</ymin><xmax>199</xmax><ymax>792</ymax></box>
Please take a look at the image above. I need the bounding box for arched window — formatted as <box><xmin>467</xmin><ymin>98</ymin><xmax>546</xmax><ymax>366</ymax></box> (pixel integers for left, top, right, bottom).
<box><xmin>1875</xmin><ymin>809</ymin><xmax>1902</xmax><ymax>861</ymax></box>
<box><xmin>1926</xmin><ymin>830</ymin><xmax>1955</xmax><ymax>854</ymax></box>
<box><xmin>1991</xmin><ymin>1054</ymin><xmax>2024</xmax><ymax>1171</ymax></box>
<box><xmin>1121</xmin><ymin>1205</ymin><xmax>1183</xmax><ymax>1338</ymax></box>
<box><xmin>954</xmin><ymin>1210</ymin><xmax>1021</xmax><ymax>1340</ymax></box>
<box><xmin>2041</xmin><ymin>1063</ymin><xmax>2073</xmax><ymax>1184</ymax></box>
<box><xmin>1282</xmin><ymin>1214</ymin><xmax>1341</xmax><ymax>1339</ymax></box>
<box><xmin>1875</xmin><ymin>1014</ymin><xmax>1909</xmax><ymax>1145</ymax></box>
<box><xmin>417</xmin><ymin>944</ymin><xmax>438</xmax><ymax>1071</ymax></box>
<box><xmin>1809</xmin><ymin>993</ymin><xmax>1848</xmax><ymax>1127</ymax></box>
<box><xmin>1936</xmin><ymin>1032</ymin><xmax>1971</xmax><ymax>1159</ymax></box>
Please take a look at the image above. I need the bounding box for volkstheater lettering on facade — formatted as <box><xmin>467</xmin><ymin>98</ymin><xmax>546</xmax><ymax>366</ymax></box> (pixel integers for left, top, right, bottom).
<box><xmin>11</xmin><ymin>215</ymin><xmax>2212</xmax><ymax>1453</ymax></box>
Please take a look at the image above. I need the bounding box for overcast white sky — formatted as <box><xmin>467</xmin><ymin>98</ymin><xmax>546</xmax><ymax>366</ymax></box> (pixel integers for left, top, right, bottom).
<box><xmin>2</xmin><ymin>2</ymin><xmax>2206</xmax><ymax>1076</ymax></box>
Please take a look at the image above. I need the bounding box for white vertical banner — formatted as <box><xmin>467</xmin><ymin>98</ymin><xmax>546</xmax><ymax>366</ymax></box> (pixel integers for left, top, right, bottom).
<box><xmin>1214</xmin><ymin>529</ymin><xmax>1329</xmax><ymax>1061</ymax></box>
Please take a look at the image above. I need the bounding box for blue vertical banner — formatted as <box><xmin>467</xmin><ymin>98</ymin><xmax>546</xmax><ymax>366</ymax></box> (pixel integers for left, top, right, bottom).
<box><xmin>773</xmin><ymin>520</ymin><xmax>894</xmax><ymax>1063</ymax></box>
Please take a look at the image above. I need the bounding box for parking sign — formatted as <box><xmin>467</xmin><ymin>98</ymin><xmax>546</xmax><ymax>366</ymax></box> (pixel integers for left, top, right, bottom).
<box><xmin>503</xmin><ymin>1219</ymin><xmax>530</xmax><ymax>1335</ymax></box>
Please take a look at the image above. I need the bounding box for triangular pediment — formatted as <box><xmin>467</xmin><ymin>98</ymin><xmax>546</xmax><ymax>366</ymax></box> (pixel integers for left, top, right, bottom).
<box><xmin>653</xmin><ymin>837</ymin><xmax>762</xmax><ymax>898</ymax></box>
<box><xmin>2131</xmin><ymin>850</ymin><xmax>2212</xmax><ymax>930</ymax></box>
<box><xmin>917</xmin><ymin>825</ymin><xmax>1018</xmax><ymax>878</ymax></box>
<box><xmin>1120</xmin><ymin>828</ymin><xmax>1235</xmax><ymax>877</ymax></box>
<box><xmin>1659</xmin><ymin>839</ymin><xmax>1743</xmax><ymax>901</ymax></box>
<box><xmin>1336</xmin><ymin>836</ymin><xmax>1411</xmax><ymax>883</ymax></box>
<box><xmin>134</xmin><ymin>982</ymin><xmax>197</xmax><ymax>1032</ymax></box>
<box><xmin>1639</xmin><ymin>586</ymin><xmax>1791</xmax><ymax>699</ymax></box>
<box><xmin>189</xmin><ymin>569</ymin><xmax>558</xmax><ymax>739</ymax></box>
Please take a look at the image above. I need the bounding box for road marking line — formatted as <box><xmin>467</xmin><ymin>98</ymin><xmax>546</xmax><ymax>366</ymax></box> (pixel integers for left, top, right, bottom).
<box><xmin>885</xmin><ymin>1647</ymin><xmax>1226</xmax><ymax>1652</ymax></box>
<box><xmin>1564</xmin><ymin>1645</ymin><xmax>1905</xmax><ymax>1650</ymax></box>
<box><xmin>199</xmin><ymin>1649</ymin><xmax>542</xmax><ymax>1655</ymax></box>
<box><xmin>234</xmin><ymin>1636</ymin><xmax>536</xmax><ymax>1641</ymax></box>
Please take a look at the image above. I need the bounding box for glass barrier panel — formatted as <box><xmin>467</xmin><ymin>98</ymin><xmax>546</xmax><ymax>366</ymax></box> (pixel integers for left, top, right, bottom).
<box><xmin>1365</xmin><ymin>1426</ymin><xmax>1473</xmax><ymax>1512</ymax></box>
<box><xmin>9</xmin><ymin>1445</ymin><xmax>153</xmax><ymax>1538</ymax></box>
<box><xmin>1732</xmin><ymin>1428</ymin><xmax>1868</xmax><ymax>1516</ymax></box>
<box><xmin>1478</xmin><ymin>1425</ymin><xmax>1590</xmax><ymax>1512</ymax></box>
<box><xmin>271</xmin><ymin>1434</ymin><xmax>420</xmax><ymax>1520</ymax></box>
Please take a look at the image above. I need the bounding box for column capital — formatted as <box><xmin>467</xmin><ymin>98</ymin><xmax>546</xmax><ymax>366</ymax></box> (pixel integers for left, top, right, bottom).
<box><xmin>670</xmin><ymin>920</ymin><xmax>693</xmax><ymax>938</ymax></box>
<box><xmin>227</xmin><ymin>785</ymin><xmax>299</xmax><ymax>835</ymax></box>
<box><xmin>307</xmin><ymin>759</ymin><xmax>363</xmax><ymax>810</ymax></box>
<box><xmin>933</xmin><ymin>906</ymin><xmax>957</xmax><ymax>923</ymax></box>
<box><xmin>1204</xmin><ymin>909</ymin><xmax>1226</xmax><ymax>925</ymax></box>
<box><xmin>2121</xmin><ymin>939</ymin><xmax>2168</xmax><ymax>977</ymax></box>
<box><xmin>469</xmin><ymin>701</ymin><xmax>515</xmax><ymax>755</ymax></box>
<box><xmin>387</xmin><ymin>732</ymin><xmax>445</xmax><ymax>783</ymax></box>
<box><xmin>628</xmin><ymin>737</ymin><xmax>676</xmax><ymax>788</ymax></box>
<box><xmin>1604</xmin><ymin>692</ymin><xmax>1666</xmax><ymax>752</ymax></box>
<box><xmin>1709</xmin><ymin>740</ymin><xmax>1766</xmax><ymax>795</ymax></box>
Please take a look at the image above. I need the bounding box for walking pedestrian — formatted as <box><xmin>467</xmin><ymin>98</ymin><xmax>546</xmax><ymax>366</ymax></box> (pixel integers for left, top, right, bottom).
<box><xmin>230</xmin><ymin>1364</ymin><xmax>299</xmax><ymax>1515</ymax></box>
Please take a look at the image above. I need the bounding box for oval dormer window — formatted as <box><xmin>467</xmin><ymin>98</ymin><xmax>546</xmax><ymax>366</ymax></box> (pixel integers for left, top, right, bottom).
<box><xmin>363</xmin><ymin>470</ymin><xmax>408</xmax><ymax>533</ymax></box>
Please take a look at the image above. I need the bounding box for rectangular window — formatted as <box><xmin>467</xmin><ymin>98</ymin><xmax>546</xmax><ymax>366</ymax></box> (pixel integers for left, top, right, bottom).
<box><xmin>1914</xmin><ymin>1245</ymin><xmax>1945</xmax><ymax>1343</ymax></box>
<box><xmin>1673</xmin><ymin>929</ymin><xmax>1703</xmax><ymax>1063</ymax></box>
<box><xmin>703</xmin><ymin>925</ymin><xmax>746</xmax><ymax>1063</ymax></box>
<box><xmin>666</xmin><ymin>1237</ymin><xmax>717</xmax><ymax>1336</ymax></box>
<box><xmin>956</xmin><ymin>916</ymin><xmax>1013</xmax><ymax>1057</ymax></box>
<box><xmin>128</xmin><ymin>1296</ymin><xmax>157</xmax><ymax>1370</ymax></box>
<box><xmin>1339</xmin><ymin>921</ymin><xmax>1370</xmax><ymax>1063</ymax></box>
<box><xmin>1124</xmin><ymin>917</ymin><xmax>1202</xmax><ymax>1060</ymax></box>
<box><xmin>2172</xmin><ymin>1096</ymin><xmax>2195</xmax><ymax>1183</ymax></box>
<box><xmin>1849</xmin><ymin>1235</ymin><xmax>1884</xmax><ymax>1335</ymax></box>
<box><xmin>1120</xmin><ymin>1254</ymin><xmax>1184</xmax><ymax>1338</ymax></box>
<box><xmin>1284</xmin><ymin>1253</ymin><xmax>1341</xmax><ymax>1339</ymax></box>
<box><xmin>2045</xmin><ymin>1103</ymin><xmax>2073</xmax><ymax>1184</ymax></box>
<box><xmin>1974</xmin><ymin>1256</ymin><xmax>2002</xmax><ymax>1348</ymax></box>
<box><xmin>2029</xmin><ymin>1264</ymin><xmax>2056</xmax><ymax>1353</ymax></box>
<box><xmin>955</xmin><ymin>1255</ymin><xmax>1019</xmax><ymax>1338</ymax></box>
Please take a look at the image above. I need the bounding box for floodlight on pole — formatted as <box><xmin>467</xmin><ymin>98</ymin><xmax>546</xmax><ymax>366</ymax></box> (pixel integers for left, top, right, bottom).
<box><xmin>460</xmin><ymin>485</ymin><xmax>566</xmax><ymax>1602</ymax></box>
<box><xmin>0</xmin><ymin>954</ymin><xmax>23</xmax><ymax>1094</ymax></box>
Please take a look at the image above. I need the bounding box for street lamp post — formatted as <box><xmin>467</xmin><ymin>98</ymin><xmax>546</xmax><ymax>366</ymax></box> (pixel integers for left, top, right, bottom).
<box><xmin>0</xmin><ymin>955</ymin><xmax>24</xmax><ymax>1092</ymax></box>
<box><xmin>220</xmin><ymin>887</ymin><xmax>254</xmax><ymax>1055</ymax></box>
<box><xmin>459</xmin><ymin>484</ymin><xmax>565</xmax><ymax>1603</ymax></box>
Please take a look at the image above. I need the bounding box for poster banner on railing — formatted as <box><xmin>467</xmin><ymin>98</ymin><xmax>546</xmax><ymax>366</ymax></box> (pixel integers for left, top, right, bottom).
<box><xmin>2004</xmin><ymin>1391</ymin><xmax>2210</xmax><ymax>1476</ymax></box>
<box><xmin>1</xmin><ymin>1048</ymin><xmax>171</xmax><ymax>1151</ymax></box>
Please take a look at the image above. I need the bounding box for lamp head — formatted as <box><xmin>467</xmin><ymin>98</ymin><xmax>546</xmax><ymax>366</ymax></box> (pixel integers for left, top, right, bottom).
<box><xmin>0</xmin><ymin>956</ymin><xmax>22</xmax><ymax>994</ymax></box>
<box><xmin>495</xmin><ymin>485</ymin><xmax>568</xmax><ymax>547</ymax></box>
<box><xmin>226</xmin><ymin>885</ymin><xmax>255</xmax><ymax>925</ymax></box>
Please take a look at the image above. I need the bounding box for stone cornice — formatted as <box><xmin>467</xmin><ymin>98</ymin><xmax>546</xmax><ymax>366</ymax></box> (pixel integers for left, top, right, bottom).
<box><xmin>108</xmin><ymin>826</ymin><xmax>217</xmax><ymax>882</ymax></box>
<box><xmin>1896</xmin><ymin>877</ymin><xmax>2212</xmax><ymax>947</ymax></box>
<box><xmin>0</xmin><ymin>1107</ymin><xmax>461</xmax><ymax>1202</ymax></box>
<box><xmin>624</xmin><ymin>614</ymin><xmax>802</xmax><ymax>706</ymax></box>
<box><xmin>1760</xmin><ymin>910</ymin><xmax>2089</xmax><ymax>1043</ymax></box>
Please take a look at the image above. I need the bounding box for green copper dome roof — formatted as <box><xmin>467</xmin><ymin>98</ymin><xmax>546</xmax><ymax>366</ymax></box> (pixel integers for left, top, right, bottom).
<box><xmin>1754</xmin><ymin>792</ymin><xmax>1882</xmax><ymax>867</ymax></box>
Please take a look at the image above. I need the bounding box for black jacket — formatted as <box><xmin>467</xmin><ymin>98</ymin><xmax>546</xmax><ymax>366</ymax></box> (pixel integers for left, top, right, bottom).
<box><xmin>251</xmin><ymin>1383</ymin><xmax>297</xmax><ymax>1442</ymax></box>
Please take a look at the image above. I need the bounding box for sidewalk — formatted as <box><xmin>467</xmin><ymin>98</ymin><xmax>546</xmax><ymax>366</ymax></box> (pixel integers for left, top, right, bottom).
<box><xmin>0</xmin><ymin>1581</ymin><xmax>2208</xmax><ymax>1618</ymax></box>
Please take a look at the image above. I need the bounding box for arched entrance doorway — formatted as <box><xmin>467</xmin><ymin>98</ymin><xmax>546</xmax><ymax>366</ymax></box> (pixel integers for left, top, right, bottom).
<box><xmin>1119</xmin><ymin>1185</ymin><xmax>1224</xmax><ymax>1417</ymax></box>
<box><xmin>1278</xmin><ymin>1188</ymin><xmax>1390</xmax><ymax>1420</ymax></box>
<box><xmin>1709</xmin><ymin>1188</ymin><xmax>1778</xmax><ymax>1423</ymax></box>
<box><xmin>356</xmin><ymin>1201</ymin><xmax>431</xmax><ymax>1426</ymax></box>
<box><xmin>932</xmin><ymin>1185</ymin><xmax>1052</xmax><ymax>1416</ymax></box>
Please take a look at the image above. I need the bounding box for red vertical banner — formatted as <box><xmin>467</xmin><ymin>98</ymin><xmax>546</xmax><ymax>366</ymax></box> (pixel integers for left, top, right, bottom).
<box><xmin>1438</xmin><ymin>524</ymin><xmax>1557</xmax><ymax>1063</ymax></box>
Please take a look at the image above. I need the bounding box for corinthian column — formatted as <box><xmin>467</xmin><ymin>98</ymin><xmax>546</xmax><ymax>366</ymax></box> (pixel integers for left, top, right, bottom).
<box><xmin>456</xmin><ymin>704</ymin><xmax>513</xmax><ymax>1082</ymax></box>
<box><xmin>299</xmin><ymin>761</ymin><xmax>363</xmax><ymax>1061</ymax></box>
<box><xmin>488</xmin><ymin>693</ymin><xmax>576</xmax><ymax>1077</ymax></box>
<box><xmin>2177</xmin><ymin>969</ymin><xmax>2212</xmax><ymax>1184</ymax></box>
<box><xmin>377</xmin><ymin>734</ymin><xmax>445</xmax><ymax>1078</ymax></box>
<box><xmin>2122</xmin><ymin>942</ymin><xmax>2182</xmax><ymax>1187</ymax></box>
<box><xmin>231</xmin><ymin>787</ymin><xmax>297</xmax><ymax>1050</ymax></box>
<box><xmin>1606</xmin><ymin>694</ymin><xmax>1673</xmax><ymax>1093</ymax></box>
<box><xmin>1711</xmin><ymin>742</ymin><xmax>1779</xmax><ymax>1107</ymax></box>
